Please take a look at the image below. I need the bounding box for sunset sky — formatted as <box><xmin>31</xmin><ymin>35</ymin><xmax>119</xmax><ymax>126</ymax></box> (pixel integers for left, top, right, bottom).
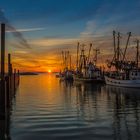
<box><xmin>0</xmin><ymin>0</ymin><xmax>140</xmax><ymax>72</ymax></box>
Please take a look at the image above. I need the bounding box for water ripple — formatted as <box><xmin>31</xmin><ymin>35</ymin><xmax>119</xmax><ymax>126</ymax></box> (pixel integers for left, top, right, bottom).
<box><xmin>10</xmin><ymin>74</ymin><xmax>140</xmax><ymax>140</ymax></box>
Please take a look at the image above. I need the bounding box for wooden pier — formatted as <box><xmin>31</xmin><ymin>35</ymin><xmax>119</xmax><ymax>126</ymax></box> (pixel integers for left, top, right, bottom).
<box><xmin>0</xmin><ymin>23</ymin><xmax>20</xmax><ymax>140</ymax></box>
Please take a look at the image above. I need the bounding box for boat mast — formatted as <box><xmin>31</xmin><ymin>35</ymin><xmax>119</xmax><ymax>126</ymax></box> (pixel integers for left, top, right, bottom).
<box><xmin>108</xmin><ymin>31</ymin><xmax>116</xmax><ymax>68</ymax></box>
<box><xmin>76</xmin><ymin>42</ymin><xmax>80</xmax><ymax>70</ymax></box>
<box><xmin>122</xmin><ymin>32</ymin><xmax>131</xmax><ymax>62</ymax></box>
<box><xmin>70</xmin><ymin>54</ymin><xmax>71</xmax><ymax>70</ymax></box>
<box><xmin>117</xmin><ymin>32</ymin><xmax>121</xmax><ymax>62</ymax></box>
<box><xmin>79</xmin><ymin>44</ymin><xmax>86</xmax><ymax>73</ymax></box>
<box><xmin>64</xmin><ymin>51</ymin><xmax>67</xmax><ymax>69</ymax></box>
<box><xmin>62</xmin><ymin>51</ymin><xmax>65</xmax><ymax>70</ymax></box>
<box><xmin>135</xmin><ymin>39</ymin><xmax>139</xmax><ymax>68</ymax></box>
<box><xmin>113</xmin><ymin>31</ymin><xmax>116</xmax><ymax>60</ymax></box>
<box><xmin>94</xmin><ymin>48</ymin><xmax>100</xmax><ymax>65</ymax></box>
<box><xmin>67</xmin><ymin>51</ymin><xmax>70</xmax><ymax>69</ymax></box>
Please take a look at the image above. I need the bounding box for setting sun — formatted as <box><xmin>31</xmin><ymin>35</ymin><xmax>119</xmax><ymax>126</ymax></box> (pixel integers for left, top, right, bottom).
<box><xmin>48</xmin><ymin>69</ymin><xmax>52</xmax><ymax>73</ymax></box>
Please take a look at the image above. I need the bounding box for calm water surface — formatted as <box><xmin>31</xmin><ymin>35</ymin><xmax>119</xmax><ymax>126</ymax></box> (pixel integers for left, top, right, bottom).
<box><xmin>10</xmin><ymin>74</ymin><xmax>140</xmax><ymax>140</ymax></box>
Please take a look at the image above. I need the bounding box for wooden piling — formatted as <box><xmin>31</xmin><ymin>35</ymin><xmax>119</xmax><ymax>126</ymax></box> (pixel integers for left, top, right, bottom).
<box><xmin>7</xmin><ymin>54</ymin><xmax>12</xmax><ymax>108</ymax></box>
<box><xmin>18</xmin><ymin>70</ymin><xmax>20</xmax><ymax>85</ymax></box>
<box><xmin>8</xmin><ymin>54</ymin><xmax>12</xmax><ymax>76</ymax></box>
<box><xmin>0</xmin><ymin>23</ymin><xmax>6</xmax><ymax>119</ymax></box>
<box><xmin>14</xmin><ymin>69</ymin><xmax>16</xmax><ymax>94</ymax></box>
<box><xmin>1</xmin><ymin>23</ymin><xmax>5</xmax><ymax>81</ymax></box>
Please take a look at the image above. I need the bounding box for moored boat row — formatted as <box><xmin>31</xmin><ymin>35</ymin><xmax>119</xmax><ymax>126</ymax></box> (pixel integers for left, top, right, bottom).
<box><xmin>56</xmin><ymin>31</ymin><xmax>140</xmax><ymax>88</ymax></box>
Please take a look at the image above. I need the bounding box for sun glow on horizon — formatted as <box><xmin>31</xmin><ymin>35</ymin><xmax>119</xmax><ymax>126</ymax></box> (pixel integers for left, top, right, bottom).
<box><xmin>48</xmin><ymin>69</ymin><xmax>52</xmax><ymax>73</ymax></box>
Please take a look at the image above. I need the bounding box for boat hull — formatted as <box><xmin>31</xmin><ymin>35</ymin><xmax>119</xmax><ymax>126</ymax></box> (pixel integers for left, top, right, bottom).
<box><xmin>105</xmin><ymin>76</ymin><xmax>140</xmax><ymax>88</ymax></box>
<box><xmin>74</xmin><ymin>77</ymin><xmax>104</xmax><ymax>83</ymax></box>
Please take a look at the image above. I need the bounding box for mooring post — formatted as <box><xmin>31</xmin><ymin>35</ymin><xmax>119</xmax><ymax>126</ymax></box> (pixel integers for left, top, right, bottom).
<box><xmin>18</xmin><ymin>70</ymin><xmax>20</xmax><ymax>85</ymax></box>
<box><xmin>8</xmin><ymin>54</ymin><xmax>12</xmax><ymax>76</ymax></box>
<box><xmin>6</xmin><ymin>53</ymin><xmax>12</xmax><ymax>108</ymax></box>
<box><xmin>8</xmin><ymin>54</ymin><xmax>12</xmax><ymax>93</ymax></box>
<box><xmin>10</xmin><ymin>63</ymin><xmax>15</xmax><ymax>96</ymax></box>
<box><xmin>0</xmin><ymin>23</ymin><xmax>6</xmax><ymax>119</ymax></box>
<box><xmin>1</xmin><ymin>23</ymin><xmax>5</xmax><ymax>81</ymax></box>
<box><xmin>14</xmin><ymin>69</ymin><xmax>16</xmax><ymax>94</ymax></box>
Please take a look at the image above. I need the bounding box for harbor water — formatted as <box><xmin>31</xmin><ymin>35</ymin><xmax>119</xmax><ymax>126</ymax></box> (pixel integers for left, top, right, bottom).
<box><xmin>10</xmin><ymin>74</ymin><xmax>140</xmax><ymax>140</ymax></box>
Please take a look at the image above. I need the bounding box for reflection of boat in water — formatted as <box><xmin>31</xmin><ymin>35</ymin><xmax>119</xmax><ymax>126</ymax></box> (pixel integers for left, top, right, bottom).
<box><xmin>105</xmin><ymin>85</ymin><xmax>140</xmax><ymax>139</ymax></box>
<box><xmin>59</xmin><ymin>77</ymin><xmax>73</xmax><ymax>87</ymax></box>
<box><xmin>74</xmin><ymin>82</ymin><xmax>104</xmax><ymax>94</ymax></box>
<box><xmin>106</xmin><ymin>85</ymin><xmax>140</xmax><ymax>95</ymax></box>
<box><xmin>105</xmin><ymin>31</ymin><xmax>140</xmax><ymax>88</ymax></box>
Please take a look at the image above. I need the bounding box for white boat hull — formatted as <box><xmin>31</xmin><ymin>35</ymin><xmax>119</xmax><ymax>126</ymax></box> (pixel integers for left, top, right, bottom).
<box><xmin>105</xmin><ymin>76</ymin><xmax>140</xmax><ymax>88</ymax></box>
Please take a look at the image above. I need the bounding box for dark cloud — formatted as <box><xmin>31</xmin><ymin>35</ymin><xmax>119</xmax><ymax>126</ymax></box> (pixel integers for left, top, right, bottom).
<box><xmin>0</xmin><ymin>9</ymin><xmax>30</xmax><ymax>49</ymax></box>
